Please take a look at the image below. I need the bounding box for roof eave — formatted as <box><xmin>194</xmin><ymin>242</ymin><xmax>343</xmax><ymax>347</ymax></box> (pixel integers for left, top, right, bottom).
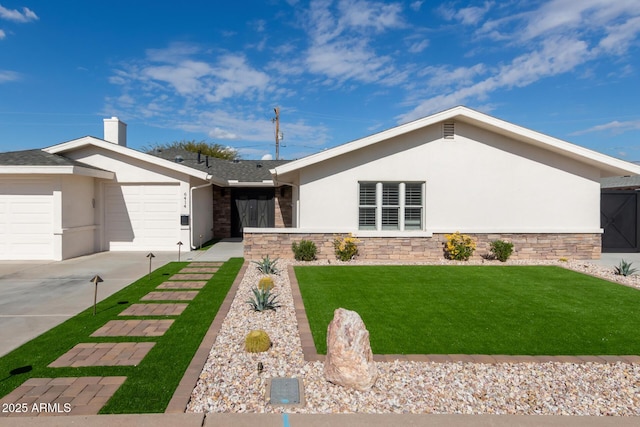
<box><xmin>0</xmin><ymin>165</ymin><xmax>114</xmax><ymax>179</ymax></box>
<box><xmin>271</xmin><ymin>105</ymin><xmax>640</xmax><ymax>177</ymax></box>
<box><xmin>44</xmin><ymin>137</ymin><xmax>210</xmax><ymax>181</ymax></box>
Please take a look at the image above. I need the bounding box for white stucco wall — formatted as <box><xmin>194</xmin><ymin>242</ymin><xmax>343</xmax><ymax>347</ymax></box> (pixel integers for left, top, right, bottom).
<box><xmin>190</xmin><ymin>182</ymin><xmax>214</xmax><ymax>249</ymax></box>
<box><xmin>294</xmin><ymin>121</ymin><xmax>602</xmax><ymax>233</ymax></box>
<box><xmin>64</xmin><ymin>145</ymin><xmax>209</xmax><ymax>252</ymax></box>
<box><xmin>60</xmin><ymin>175</ymin><xmax>97</xmax><ymax>259</ymax></box>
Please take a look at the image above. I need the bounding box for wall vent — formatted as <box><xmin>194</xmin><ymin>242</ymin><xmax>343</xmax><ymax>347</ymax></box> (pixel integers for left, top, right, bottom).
<box><xmin>443</xmin><ymin>122</ymin><xmax>455</xmax><ymax>139</ymax></box>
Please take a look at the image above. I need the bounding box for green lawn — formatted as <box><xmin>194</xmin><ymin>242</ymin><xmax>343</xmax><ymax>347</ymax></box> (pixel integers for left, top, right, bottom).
<box><xmin>295</xmin><ymin>265</ymin><xmax>640</xmax><ymax>355</ymax></box>
<box><xmin>0</xmin><ymin>258</ymin><xmax>243</xmax><ymax>414</ymax></box>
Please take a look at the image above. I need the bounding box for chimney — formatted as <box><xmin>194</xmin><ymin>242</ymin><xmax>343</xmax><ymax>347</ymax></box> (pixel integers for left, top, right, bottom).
<box><xmin>103</xmin><ymin>117</ymin><xmax>127</xmax><ymax>147</ymax></box>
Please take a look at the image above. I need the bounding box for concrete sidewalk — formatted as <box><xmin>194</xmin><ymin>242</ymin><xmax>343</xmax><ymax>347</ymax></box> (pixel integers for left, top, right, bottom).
<box><xmin>2</xmin><ymin>413</ymin><xmax>640</xmax><ymax>427</ymax></box>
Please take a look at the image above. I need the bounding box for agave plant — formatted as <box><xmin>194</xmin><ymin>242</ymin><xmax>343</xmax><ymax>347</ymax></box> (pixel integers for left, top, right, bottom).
<box><xmin>614</xmin><ymin>259</ymin><xmax>638</xmax><ymax>277</ymax></box>
<box><xmin>252</xmin><ymin>255</ymin><xmax>280</xmax><ymax>275</ymax></box>
<box><xmin>246</xmin><ymin>287</ymin><xmax>281</xmax><ymax>312</ymax></box>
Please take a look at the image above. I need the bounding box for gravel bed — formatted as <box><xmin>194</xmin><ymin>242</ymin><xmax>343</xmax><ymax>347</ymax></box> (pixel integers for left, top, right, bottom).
<box><xmin>187</xmin><ymin>258</ymin><xmax>640</xmax><ymax>415</ymax></box>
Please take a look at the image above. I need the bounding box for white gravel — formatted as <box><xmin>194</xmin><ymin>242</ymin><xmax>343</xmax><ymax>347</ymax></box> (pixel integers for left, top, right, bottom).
<box><xmin>186</xmin><ymin>258</ymin><xmax>640</xmax><ymax>415</ymax></box>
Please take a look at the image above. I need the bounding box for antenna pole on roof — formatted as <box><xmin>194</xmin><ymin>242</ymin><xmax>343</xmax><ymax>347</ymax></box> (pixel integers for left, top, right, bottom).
<box><xmin>273</xmin><ymin>106</ymin><xmax>280</xmax><ymax>160</ymax></box>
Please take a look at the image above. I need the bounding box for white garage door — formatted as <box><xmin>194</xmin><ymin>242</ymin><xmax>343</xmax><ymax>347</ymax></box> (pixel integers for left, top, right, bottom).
<box><xmin>104</xmin><ymin>184</ymin><xmax>180</xmax><ymax>251</ymax></box>
<box><xmin>0</xmin><ymin>180</ymin><xmax>54</xmax><ymax>260</ymax></box>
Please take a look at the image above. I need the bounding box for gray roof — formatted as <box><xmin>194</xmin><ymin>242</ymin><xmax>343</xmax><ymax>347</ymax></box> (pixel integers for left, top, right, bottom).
<box><xmin>0</xmin><ymin>149</ymin><xmax>105</xmax><ymax>170</ymax></box>
<box><xmin>147</xmin><ymin>147</ymin><xmax>290</xmax><ymax>183</ymax></box>
<box><xmin>601</xmin><ymin>175</ymin><xmax>640</xmax><ymax>189</ymax></box>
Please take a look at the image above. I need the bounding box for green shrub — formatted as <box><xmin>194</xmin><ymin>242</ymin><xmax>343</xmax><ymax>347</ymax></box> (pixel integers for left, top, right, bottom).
<box><xmin>333</xmin><ymin>234</ymin><xmax>360</xmax><ymax>261</ymax></box>
<box><xmin>252</xmin><ymin>255</ymin><xmax>280</xmax><ymax>275</ymax></box>
<box><xmin>258</xmin><ymin>276</ymin><xmax>274</xmax><ymax>291</ymax></box>
<box><xmin>292</xmin><ymin>239</ymin><xmax>318</xmax><ymax>261</ymax></box>
<box><xmin>614</xmin><ymin>259</ymin><xmax>638</xmax><ymax>277</ymax></box>
<box><xmin>246</xmin><ymin>287</ymin><xmax>281</xmax><ymax>312</ymax></box>
<box><xmin>489</xmin><ymin>240</ymin><xmax>514</xmax><ymax>262</ymax></box>
<box><xmin>245</xmin><ymin>330</ymin><xmax>271</xmax><ymax>353</ymax></box>
<box><xmin>444</xmin><ymin>231</ymin><xmax>476</xmax><ymax>261</ymax></box>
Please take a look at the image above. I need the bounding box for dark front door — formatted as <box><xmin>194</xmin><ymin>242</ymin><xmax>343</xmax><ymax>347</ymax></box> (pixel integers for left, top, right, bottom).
<box><xmin>601</xmin><ymin>190</ymin><xmax>640</xmax><ymax>252</ymax></box>
<box><xmin>231</xmin><ymin>188</ymin><xmax>275</xmax><ymax>237</ymax></box>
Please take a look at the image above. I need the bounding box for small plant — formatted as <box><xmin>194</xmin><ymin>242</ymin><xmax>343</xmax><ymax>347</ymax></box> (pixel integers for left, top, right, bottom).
<box><xmin>246</xmin><ymin>287</ymin><xmax>281</xmax><ymax>312</ymax></box>
<box><xmin>558</xmin><ymin>257</ymin><xmax>568</xmax><ymax>263</ymax></box>
<box><xmin>489</xmin><ymin>240</ymin><xmax>514</xmax><ymax>262</ymax></box>
<box><xmin>333</xmin><ymin>234</ymin><xmax>360</xmax><ymax>261</ymax></box>
<box><xmin>252</xmin><ymin>255</ymin><xmax>280</xmax><ymax>275</ymax></box>
<box><xmin>258</xmin><ymin>276</ymin><xmax>274</xmax><ymax>291</ymax></box>
<box><xmin>444</xmin><ymin>231</ymin><xmax>476</xmax><ymax>261</ymax></box>
<box><xmin>614</xmin><ymin>259</ymin><xmax>638</xmax><ymax>277</ymax></box>
<box><xmin>292</xmin><ymin>239</ymin><xmax>318</xmax><ymax>261</ymax></box>
<box><xmin>245</xmin><ymin>329</ymin><xmax>272</xmax><ymax>353</ymax></box>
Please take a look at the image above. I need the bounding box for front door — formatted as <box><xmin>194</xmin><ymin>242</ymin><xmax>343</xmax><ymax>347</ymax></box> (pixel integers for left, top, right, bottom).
<box><xmin>231</xmin><ymin>188</ymin><xmax>275</xmax><ymax>237</ymax></box>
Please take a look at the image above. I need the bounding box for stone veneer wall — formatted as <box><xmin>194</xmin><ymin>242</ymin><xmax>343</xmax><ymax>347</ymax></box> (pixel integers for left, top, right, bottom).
<box><xmin>244</xmin><ymin>232</ymin><xmax>601</xmax><ymax>261</ymax></box>
<box><xmin>212</xmin><ymin>185</ymin><xmax>231</xmax><ymax>238</ymax></box>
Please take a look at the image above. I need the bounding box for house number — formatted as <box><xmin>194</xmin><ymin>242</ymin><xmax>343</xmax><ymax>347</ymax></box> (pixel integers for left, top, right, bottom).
<box><xmin>184</xmin><ymin>192</ymin><xmax>187</xmax><ymax>208</ymax></box>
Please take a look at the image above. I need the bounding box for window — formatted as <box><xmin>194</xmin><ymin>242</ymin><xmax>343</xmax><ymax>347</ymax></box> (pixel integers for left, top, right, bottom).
<box><xmin>381</xmin><ymin>183</ymin><xmax>399</xmax><ymax>230</ymax></box>
<box><xmin>359</xmin><ymin>182</ymin><xmax>424</xmax><ymax>231</ymax></box>
<box><xmin>404</xmin><ymin>183</ymin><xmax>423</xmax><ymax>230</ymax></box>
<box><xmin>358</xmin><ymin>183</ymin><xmax>376</xmax><ymax>230</ymax></box>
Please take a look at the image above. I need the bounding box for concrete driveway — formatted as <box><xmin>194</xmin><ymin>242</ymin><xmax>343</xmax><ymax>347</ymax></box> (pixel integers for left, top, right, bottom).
<box><xmin>0</xmin><ymin>250</ymin><xmax>198</xmax><ymax>357</ymax></box>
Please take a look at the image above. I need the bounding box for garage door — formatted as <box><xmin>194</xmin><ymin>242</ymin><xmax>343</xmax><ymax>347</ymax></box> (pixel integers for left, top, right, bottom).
<box><xmin>104</xmin><ymin>184</ymin><xmax>180</xmax><ymax>251</ymax></box>
<box><xmin>0</xmin><ymin>180</ymin><xmax>54</xmax><ymax>260</ymax></box>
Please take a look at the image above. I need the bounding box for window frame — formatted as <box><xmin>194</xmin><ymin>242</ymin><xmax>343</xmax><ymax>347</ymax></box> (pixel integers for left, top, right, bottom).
<box><xmin>358</xmin><ymin>181</ymin><xmax>424</xmax><ymax>231</ymax></box>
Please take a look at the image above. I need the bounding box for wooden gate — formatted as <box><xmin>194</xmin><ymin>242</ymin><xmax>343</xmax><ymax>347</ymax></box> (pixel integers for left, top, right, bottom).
<box><xmin>601</xmin><ymin>190</ymin><xmax>640</xmax><ymax>252</ymax></box>
<box><xmin>231</xmin><ymin>188</ymin><xmax>275</xmax><ymax>237</ymax></box>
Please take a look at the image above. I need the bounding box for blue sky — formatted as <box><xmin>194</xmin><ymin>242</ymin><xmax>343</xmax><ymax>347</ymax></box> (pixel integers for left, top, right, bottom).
<box><xmin>1</xmin><ymin>0</ymin><xmax>639</xmax><ymax>161</ymax></box>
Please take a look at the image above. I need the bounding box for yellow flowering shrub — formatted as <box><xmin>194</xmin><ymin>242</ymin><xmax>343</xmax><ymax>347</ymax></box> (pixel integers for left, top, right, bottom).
<box><xmin>333</xmin><ymin>234</ymin><xmax>360</xmax><ymax>261</ymax></box>
<box><xmin>444</xmin><ymin>231</ymin><xmax>476</xmax><ymax>261</ymax></box>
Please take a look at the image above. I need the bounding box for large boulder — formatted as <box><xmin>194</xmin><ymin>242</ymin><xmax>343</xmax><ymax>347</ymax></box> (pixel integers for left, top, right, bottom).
<box><xmin>324</xmin><ymin>308</ymin><xmax>377</xmax><ymax>390</ymax></box>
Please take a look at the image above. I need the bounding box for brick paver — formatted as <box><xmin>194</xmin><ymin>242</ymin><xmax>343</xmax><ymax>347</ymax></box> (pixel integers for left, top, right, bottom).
<box><xmin>141</xmin><ymin>291</ymin><xmax>198</xmax><ymax>301</ymax></box>
<box><xmin>189</xmin><ymin>262</ymin><xmax>224</xmax><ymax>267</ymax></box>
<box><xmin>157</xmin><ymin>281</ymin><xmax>206</xmax><ymax>289</ymax></box>
<box><xmin>118</xmin><ymin>303</ymin><xmax>188</xmax><ymax>316</ymax></box>
<box><xmin>48</xmin><ymin>342</ymin><xmax>155</xmax><ymax>368</ymax></box>
<box><xmin>0</xmin><ymin>377</ymin><xmax>127</xmax><ymax>417</ymax></box>
<box><xmin>179</xmin><ymin>267</ymin><xmax>218</xmax><ymax>273</ymax></box>
<box><xmin>91</xmin><ymin>320</ymin><xmax>174</xmax><ymax>337</ymax></box>
<box><xmin>169</xmin><ymin>273</ymin><xmax>213</xmax><ymax>281</ymax></box>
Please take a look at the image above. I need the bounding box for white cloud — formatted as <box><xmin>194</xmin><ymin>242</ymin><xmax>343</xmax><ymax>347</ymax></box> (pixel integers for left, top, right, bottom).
<box><xmin>408</xmin><ymin>39</ymin><xmax>428</xmax><ymax>53</ymax></box>
<box><xmin>0</xmin><ymin>69</ymin><xmax>19</xmax><ymax>83</ymax></box>
<box><xmin>456</xmin><ymin>3</ymin><xmax>493</xmax><ymax>25</ymax></box>
<box><xmin>302</xmin><ymin>0</ymin><xmax>407</xmax><ymax>85</ymax></box>
<box><xmin>0</xmin><ymin>4</ymin><xmax>38</xmax><ymax>23</ymax></box>
<box><xmin>0</xmin><ymin>28</ymin><xmax>5</xmax><ymax>39</ymax></box>
<box><xmin>401</xmin><ymin>0</ymin><xmax>640</xmax><ymax>122</ymax></box>
<box><xmin>410</xmin><ymin>1</ymin><xmax>423</xmax><ymax>12</ymax></box>
<box><xmin>571</xmin><ymin>120</ymin><xmax>640</xmax><ymax>136</ymax></box>
<box><xmin>400</xmin><ymin>36</ymin><xmax>590</xmax><ymax>121</ymax></box>
<box><xmin>338</xmin><ymin>0</ymin><xmax>405</xmax><ymax>33</ymax></box>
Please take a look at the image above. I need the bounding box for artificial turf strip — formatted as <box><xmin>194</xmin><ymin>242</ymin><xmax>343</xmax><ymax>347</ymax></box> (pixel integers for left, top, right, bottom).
<box><xmin>0</xmin><ymin>258</ymin><xmax>243</xmax><ymax>414</ymax></box>
<box><xmin>295</xmin><ymin>265</ymin><xmax>640</xmax><ymax>356</ymax></box>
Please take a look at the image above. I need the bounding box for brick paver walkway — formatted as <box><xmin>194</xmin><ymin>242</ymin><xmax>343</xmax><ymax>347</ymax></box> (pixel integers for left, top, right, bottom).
<box><xmin>0</xmin><ymin>377</ymin><xmax>127</xmax><ymax>417</ymax></box>
<box><xmin>141</xmin><ymin>291</ymin><xmax>198</xmax><ymax>301</ymax></box>
<box><xmin>169</xmin><ymin>273</ymin><xmax>213</xmax><ymax>281</ymax></box>
<box><xmin>48</xmin><ymin>342</ymin><xmax>155</xmax><ymax>368</ymax></box>
<box><xmin>119</xmin><ymin>303</ymin><xmax>188</xmax><ymax>316</ymax></box>
<box><xmin>157</xmin><ymin>281</ymin><xmax>206</xmax><ymax>289</ymax></box>
<box><xmin>1</xmin><ymin>260</ymin><xmax>224</xmax><ymax>417</ymax></box>
<box><xmin>91</xmin><ymin>319</ymin><xmax>174</xmax><ymax>337</ymax></box>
